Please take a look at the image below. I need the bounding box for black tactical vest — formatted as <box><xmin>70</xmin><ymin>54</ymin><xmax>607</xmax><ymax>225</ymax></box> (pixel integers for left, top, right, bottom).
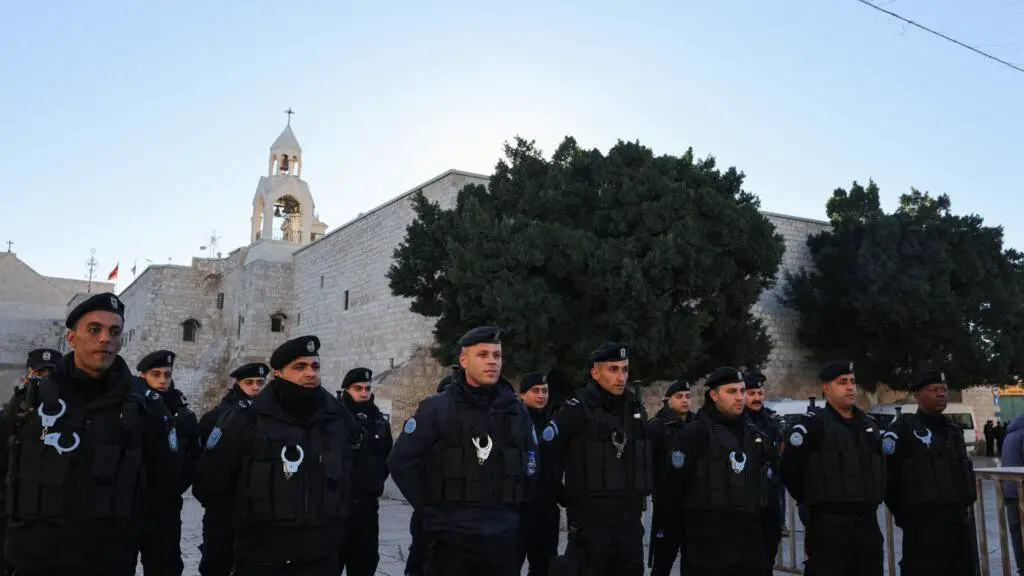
<box><xmin>234</xmin><ymin>411</ymin><xmax>351</xmax><ymax>527</ymax></box>
<box><xmin>803</xmin><ymin>408</ymin><xmax>885</xmax><ymax>506</ymax></box>
<box><xmin>564</xmin><ymin>389</ymin><xmax>653</xmax><ymax>497</ymax></box>
<box><xmin>6</xmin><ymin>380</ymin><xmax>146</xmax><ymax>523</ymax></box>
<box><xmin>351</xmin><ymin>409</ymin><xmax>391</xmax><ymax>498</ymax></box>
<box><xmin>425</xmin><ymin>392</ymin><xmax>528</xmax><ymax>507</ymax></box>
<box><xmin>685</xmin><ymin>417</ymin><xmax>767</xmax><ymax>514</ymax></box>
<box><xmin>896</xmin><ymin>413</ymin><xmax>976</xmax><ymax>506</ymax></box>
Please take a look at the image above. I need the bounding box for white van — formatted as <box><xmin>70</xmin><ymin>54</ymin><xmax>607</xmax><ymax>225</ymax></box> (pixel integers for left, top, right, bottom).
<box><xmin>868</xmin><ymin>402</ymin><xmax>978</xmax><ymax>454</ymax></box>
<box><xmin>764</xmin><ymin>398</ymin><xmax>821</xmax><ymax>429</ymax></box>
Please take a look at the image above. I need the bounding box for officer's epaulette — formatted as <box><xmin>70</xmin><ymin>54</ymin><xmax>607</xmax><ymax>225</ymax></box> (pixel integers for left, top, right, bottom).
<box><xmin>123</xmin><ymin>391</ymin><xmax>149</xmax><ymax>414</ymax></box>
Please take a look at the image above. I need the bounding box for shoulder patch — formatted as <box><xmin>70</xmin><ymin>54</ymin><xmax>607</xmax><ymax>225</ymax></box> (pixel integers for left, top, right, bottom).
<box><xmin>566</xmin><ymin>397</ymin><xmax>580</xmax><ymax>407</ymax></box>
<box><xmin>670</xmin><ymin>450</ymin><xmax>685</xmax><ymax>469</ymax></box>
<box><xmin>404</xmin><ymin>417</ymin><xmax>417</xmax><ymax>435</ymax></box>
<box><xmin>542</xmin><ymin>422</ymin><xmax>559</xmax><ymax>442</ymax></box>
<box><xmin>206</xmin><ymin>426</ymin><xmax>222</xmax><ymax>449</ymax></box>
<box><xmin>789</xmin><ymin>431</ymin><xmax>804</xmax><ymax>447</ymax></box>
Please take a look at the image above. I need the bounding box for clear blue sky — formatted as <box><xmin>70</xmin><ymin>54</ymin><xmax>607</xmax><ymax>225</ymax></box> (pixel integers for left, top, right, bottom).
<box><xmin>4</xmin><ymin>0</ymin><xmax>1023</xmax><ymax>290</ymax></box>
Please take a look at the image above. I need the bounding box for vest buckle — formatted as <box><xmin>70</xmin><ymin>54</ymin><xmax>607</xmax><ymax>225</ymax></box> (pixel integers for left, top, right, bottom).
<box><xmin>728</xmin><ymin>450</ymin><xmax>747</xmax><ymax>474</ymax></box>
<box><xmin>37</xmin><ymin>398</ymin><xmax>67</xmax><ymax>439</ymax></box>
<box><xmin>471</xmin><ymin>434</ymin><xmax>493</xmax><ymax>465</ymax></box>
<box><xmin>611</xmin><ymin>430</ymin><xmax>627</xmax><ymax>460</ymax></box>
<box><xmin>42</xmin><ymin>431</ymin><xmax>80</xmax><ymax>455</ymax></box>
<box><xmin>281</xmin><ymin>444</ymin><xmax>305</xmax><ymax>479</ymax></box>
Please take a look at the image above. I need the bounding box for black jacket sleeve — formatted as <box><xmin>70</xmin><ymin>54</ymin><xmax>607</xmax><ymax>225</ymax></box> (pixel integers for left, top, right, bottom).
<box><xmin>779</xmin><ymin>412</ymin><xmax>824</xmax><ymax>503</ymax></box>
<box><xmin>192</xmin><ymin>408</ymin><xmax>253</xmax><ymax>508</ymax></box>
<box><xmin>386</xmin><ymin>396</ymin><xmax>445</xmax><ymax>510</ymax></box>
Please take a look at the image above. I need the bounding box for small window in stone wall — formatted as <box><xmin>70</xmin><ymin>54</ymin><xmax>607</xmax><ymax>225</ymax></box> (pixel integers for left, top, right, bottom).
<box><xmin>320</xmin><ymin>275</ymin><xmax>325</xmax><ymax>288</ymax></box>
<box><xmin>271</xmin><ymin>313</ymin><xmax>286</xmax><ymax>333</ymax></box>
<box><xmin>182</xmin><ymin>319</ymin><xmax>200</xmax><ymax>342</ymax></box>
<box><xmin>344</xmin><ymin>290</ymin><xmax>350</xmax><ymax>311</ymax></box>
<box><xmin>297</xmin><ymin>313</ymin><xmax>301</xmax><ymax>326</ymax></box>
<box><xmin>237</xmin><ymin>315</ymin><xmax>243</xmax><ymax>337</ymax></box>
<box><xmin>216</xmin><ymin>293</ymin><xmax>224</xmax><ymax>309</ymax></box>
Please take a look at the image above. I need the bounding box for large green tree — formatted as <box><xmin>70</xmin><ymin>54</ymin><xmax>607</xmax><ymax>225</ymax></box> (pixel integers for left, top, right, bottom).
<box><xmin>784</xmin><ymin>181</ymin><xmax>1024</xmax><ymax>391</ymax></box>
<box><xmin>388</xmin><ymin>136</ymin><xmax>785</xmax><ymax>388</ymax></box>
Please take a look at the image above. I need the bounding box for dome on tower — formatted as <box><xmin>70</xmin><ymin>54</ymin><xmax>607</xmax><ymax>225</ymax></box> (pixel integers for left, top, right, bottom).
<box><xmin>271</xmin><ymin>124</ymin><xmax>302</xmax><ymax>157</ymax></box>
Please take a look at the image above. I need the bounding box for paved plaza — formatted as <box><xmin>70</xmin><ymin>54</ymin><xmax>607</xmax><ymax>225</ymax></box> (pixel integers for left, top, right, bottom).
<box><xmin>145</xmin><ymin>456</ymin><xmax>1017</xmax><ymax>575</ymax></box>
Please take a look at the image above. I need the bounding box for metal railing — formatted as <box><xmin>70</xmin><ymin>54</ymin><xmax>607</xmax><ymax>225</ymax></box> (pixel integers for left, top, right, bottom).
<box><xmin>772</xmin><ymin>468</ymin><xmax>1024</xmax><ymax>575</ymax></box>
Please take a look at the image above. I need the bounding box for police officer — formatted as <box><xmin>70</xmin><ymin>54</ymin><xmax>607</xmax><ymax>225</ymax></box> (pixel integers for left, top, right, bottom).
<box><xmin>743</xmin><ymin>369</ymin><xmax>784</xmax><ymax>572</ymax></box>
<box><xmin>337</xmin><ymin>367</ymin><xmax>393</xmax><ymax>576</ymax></box>
<box><xmin>5</xmin><ymin>349</ymin><xmax>61</xmax><ymax>411</ymax></box>
<box><xmin>388</xmin><ymin>327</ymin><xmax>537</xmax><ymax>576</ymax></box>
<box><xmin>0</xmin><ymin>293</ymin><xmax>178</xmax><ymax>575</ymax></box>
<box><xmin>545</xmin><ymin>342</ymin><xmax>652</xmax><ymax>576</ymax></box>
<box><xmin>134</xmin><ymin>349</ymin><xmax>200</xmax><ymax>576</ymax></box>
<box><xmin>780</xmin><ymin>360</ymin><xmax>885</xmax><ymax>576</ymax></box>
<box><xmin>193</xmin><ymin>335</ymin><xmax>354</xmax><ymax>576</ymax></box>
<box><xmin>647</xmin><ymin>379</ymin><xmax>694</xmax><ymax>576</ymax></box>
<box><xmin>883</xmin><ymin>369</ymin><xmax>977</xmax><ymax>575</ymax></box>
<box><xmin>404</xmin><ymin>369</ymin><xmax>457</xmax><ymax>576</ymax></box>
<box><xmin>195</xmin><ymin>362</ymin><xmax>269</xmax><ymax>576</ymax></box>
<box><xmin>665</xmin><ymin>368</ymin><xmax>770</xmax><ymax>576</ymax></box>
<box><xmin>517</xmin><ymin>371</ymin><xmax>560</xmax><ymax>576</ymax></box>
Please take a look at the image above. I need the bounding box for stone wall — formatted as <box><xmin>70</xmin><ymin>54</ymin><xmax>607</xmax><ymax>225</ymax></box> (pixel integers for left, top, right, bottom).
<box><xmin>752</xmin><ymin>213</ymin><xmax>830</xmax><ymax>400</ymax></box>
<box><xmin>373</xmin><ymin>347</ymin><xmax>454</xmax><ymax>439</ymax></box>
<box><xmin>292</xmin><ymin>170</ymin><xmax>489</xmax><ymax>393</ymax></box>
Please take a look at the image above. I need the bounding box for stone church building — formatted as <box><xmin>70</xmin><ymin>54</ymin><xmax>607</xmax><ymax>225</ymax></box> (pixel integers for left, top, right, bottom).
<box><xmin>16</xmin><ymin>119</ymin><xmax>984</xmax><ymax>432</ymax></box>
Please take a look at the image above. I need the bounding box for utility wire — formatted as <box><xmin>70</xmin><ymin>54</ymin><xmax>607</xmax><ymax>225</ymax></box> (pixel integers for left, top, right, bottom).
<box><xmin>854</xmin><ymin>0</ymin><xmax>1024</xmax><ymax>74</ymax></box>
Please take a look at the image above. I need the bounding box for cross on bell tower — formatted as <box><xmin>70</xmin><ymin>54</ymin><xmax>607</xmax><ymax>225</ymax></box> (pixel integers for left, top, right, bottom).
<box><xmin>284</xmin><ymin>107</ymin><xmax>295</xmax><ymax>126</ymax></box>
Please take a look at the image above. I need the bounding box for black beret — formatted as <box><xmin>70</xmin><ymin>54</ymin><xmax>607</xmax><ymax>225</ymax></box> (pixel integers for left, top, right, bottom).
<box><xmin>66</xmin><ymin>292</ymin><xmax>125</xmax><ymax>329</ymax></box>
<box><xmin>519</xmin><ymin>371</ymin><xmax>548</xmax><ymax>394</ymax></box>
<box><xmin>705</xmin><ymin>367</ymin><xmax>744</xmax><ymax>389</ymax></box>
<box><xmin>137</xmin><ymin>350</ymin><xmax>175</xmax><ymax>372</ymax></box>
<box><xmin>26</xmin><ymin>348</ymin><xmax>61</xmax><ymax>371</ymax></box>
<box><xmin>910</xmin><ymin>368</ymin><xmax>947</xmax><ymax>391</ymax></box>
<box><xmin>590</xmin><ymin>342</ymin><xmax>628</xmax><ymax>363</ymax></box>
<box><xmin>818</xmin><ymin>360</ymin><xmax>854</xmax><ymax>383</ymax></box>
<box><xmin>230</xmin><ymin>362</ymin><xmax>269</xmax><ymax>380</ymax></box>
<box><xmin>342</xmin><ymin>367</ymin><xmax>373</xmax><ymax>389</ymax></box>
<box><xmin>743</xmin><ymin>371</ymin><xmax>767</xmax><ymax>389</ymax></box>
<box><xmin>458</xmin><ymin>326</ymin><xmax>504</xmax><ymax>347</ymax></box>
<box><xmin>270</xmin><ymin>335</ymin><xmax>320</xmax><ymax>370</ymax></box>
<box><xmin>665</xmin><ymin>379</ymin><xmax>691</xmax><ymax>397</ymax></box>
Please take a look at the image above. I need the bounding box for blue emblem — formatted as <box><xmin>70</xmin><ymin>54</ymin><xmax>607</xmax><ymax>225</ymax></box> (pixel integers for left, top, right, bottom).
<box><xmin>168</xmin><ymin>427</ymin><xmax>179</xmax><ymax>453</ymax></box>
<box><xmin>655</xmin><ymin>530</ymin><xmax>664</xmax><ymax>538</ymax></box>
<box><xmin>542</xmin><ymin>423</ymin><xmax>558</xmax><ymax>442</ymax></box>
<box><xmin>882</xmin><ymin>437</ymin><xmax>896</xmax><ymax>455</ymax></box>
<box><xmin>527</xmin><ymin>450</ymin><xmax>537</xmax><ymax>476</ymax></box>
<box><xmin>404</xmin><ymin>418</ymin><xmax>417</xmax><ymax>435</ymax></box>
<box><xmin>206</xmin><ymin>427</ymin><xmax>222</xmax><ymax>449</ymax></box>
<box><xmin>789</xmin><ymin>432</ymin><xmax>804</xmax><ymax>447</ymax></box>
<box><xmin>670</xmin><ymin>450</ymin><xmax>685</xmax><ymax>469</ymax></box>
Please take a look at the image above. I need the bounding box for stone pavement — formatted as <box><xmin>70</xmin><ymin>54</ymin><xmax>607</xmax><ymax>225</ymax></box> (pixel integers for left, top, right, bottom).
<box><xmin>147</xmin><ymin>457</ymin><xmax>1016</xmax><ymax>575</ymax></box>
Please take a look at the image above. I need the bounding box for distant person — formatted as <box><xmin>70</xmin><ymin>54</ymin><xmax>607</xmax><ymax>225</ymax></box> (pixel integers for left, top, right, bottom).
<box><xmin>985</xmin><ymin>421</ymin><xmax>995</xmax><ymax>457</ymax></box>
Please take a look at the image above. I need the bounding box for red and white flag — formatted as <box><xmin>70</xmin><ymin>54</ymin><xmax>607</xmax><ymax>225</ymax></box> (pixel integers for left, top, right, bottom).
<box><xmin>107</xmin><ymin>263</ymin><xmax>119</xmax><ymax>281</ymax></box>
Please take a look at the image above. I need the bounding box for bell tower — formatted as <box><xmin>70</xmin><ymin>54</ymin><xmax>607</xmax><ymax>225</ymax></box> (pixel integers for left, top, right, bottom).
<box><xmin>250</xmin><ymin>110</ymin><xmax>328</xmax><ymax>246</ymax></box>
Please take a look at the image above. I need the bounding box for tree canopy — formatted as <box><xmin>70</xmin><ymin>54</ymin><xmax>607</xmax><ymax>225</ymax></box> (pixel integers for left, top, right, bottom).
<box><xmin>388</xmin><ymin>136</ymin><xmax>785</xmax><ymax>389</ymax></box>
<box><xmin>784</xmin><ymin>180</ymin><xmax>1024</xmax><ymax>391</ymax></box>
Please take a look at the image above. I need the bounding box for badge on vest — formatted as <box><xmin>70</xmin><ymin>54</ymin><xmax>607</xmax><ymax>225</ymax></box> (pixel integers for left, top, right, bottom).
<box><xmin>611</xmin><ymin>430</ymin><xmax>627</xmax><ymax>460</ymax></box>
<box><xmin>42</xmin><ymin>431</ymin><xmax>80</xmax><ymax>455</ymax></box>
<box><xmin>404</xmin><ymin>418</ymin><xmax>417</xmax><ymax>435</ymax></box>
<box><xmin>882</xmin><ymin>436</ymin><xmax>896</xmax><ymax>455</ymax></box>
<box><xmin>527</xmin><ymin>450</ymin><xmax>537</xmax><ymax>476</ymax></box>
<box><xmin>168</xmin><ymin>427</ymin><xmax>179</xmax><ymax>452</ymax></box>
<box><xmin>206</xmin><ymin>427</ymin><xmax>222</xmax><ymax>449</ymax></box>
<box><xmin>542</xmin><ymin>422</ymin><xmax>558</xmax><ymax>442</ymax></box>
<box><xmin>670</xmin><ymin>450</ymin><xmax>685</xmax><ymax>469</ymax></box>
<box><xmin>728</xmin><ymin>451</ymin><xmax>746</xmax><ymax>474</ymax></box>
<box><xmin>913</xmin><ymin>428</ymin><xmax>933</xmax><ymax>447</ymax></box>
<box><xmin>471</xmin><ymin>434</ymin><xmax>493</xmax><ymax>465</ymax></box>
<box><xmin>281</xmin><ymin>445</ymin><xmax>305</xmax><ymax>479</ymax></box>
